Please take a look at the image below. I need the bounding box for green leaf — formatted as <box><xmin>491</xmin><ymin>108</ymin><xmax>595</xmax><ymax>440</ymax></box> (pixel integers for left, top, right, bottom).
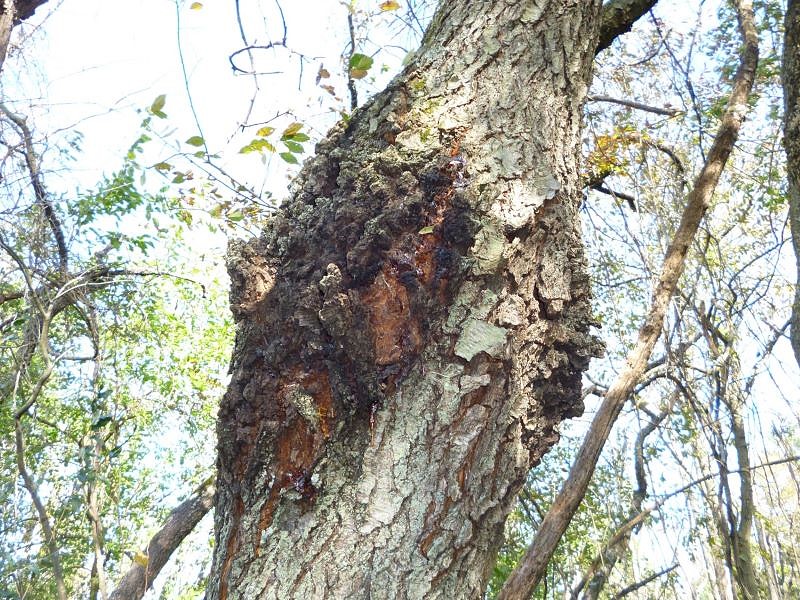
<box><xmin>286</xmin><ymin>133</ymin><xmax>310</xmax><ymax>142</ymax></box>
<box><xmin>279</xmin><ymin>152</ymin><xmax>299</xmax><ymax>164</ymax></box>
<box><xmin>153</xmin><ymin>162</ymin><xmax>172</xmax><ymax>171</ymax></box>
<box><xmin>418</xmin><ymin>225</ymin><xmax>434</xmax><ymax>235</ymax></box>
<box><xmin>185</xmin><ymin>135</ymin><xmax>205</xmax><ymax>147</ymax></box>
<box><xmin>283</xmin><ymin>140</ymin><xmax>304</xmax><ymax>153</ymax></box>
<box><xmin>349</xmin><ymin>54</ymin><xmax>373</xmax><ymax>79</ymax></box>
<box><xmin>349</xmin><ymin>53</ymin><xmax>374</xmax><ymax>71</ymax></box>
<box><xmin>150</xmin><ymin>94</ymin><xmax>167</xmax><ymax>116</ymax></box>
<box><xmin>256</xmin><ymin>126</ymin><xmax>275</xmax><ymax>137</ymax></box>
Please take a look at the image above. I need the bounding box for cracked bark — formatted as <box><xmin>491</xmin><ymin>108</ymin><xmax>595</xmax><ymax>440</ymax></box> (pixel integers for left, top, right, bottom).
<box><xmin>496</xmin><ymin>0</ymin><xmax>758</xmax><ymax>597</ymax></box>
<box><xmin>210</xmin><ymin>1</ymin><xmax>604</xmax><ymax>598</ymax></box>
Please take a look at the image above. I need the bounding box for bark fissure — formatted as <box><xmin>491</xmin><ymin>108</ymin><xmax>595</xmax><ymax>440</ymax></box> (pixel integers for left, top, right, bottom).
<box><xmin>211</xmin><ymin>1</ymin><xmax>603</xmax><ymax>598</ymax></box>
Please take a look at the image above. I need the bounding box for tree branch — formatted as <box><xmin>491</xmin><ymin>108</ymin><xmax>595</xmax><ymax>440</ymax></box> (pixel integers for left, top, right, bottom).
<box><xmin>1</xmin><ymin>0</ymin><xmax>49</xmax><ymax>22</ymax></box>
<box><xmin>596</xmin><ymin>0</ymin><xmax>660</xmax><ymax>54</ymax></box>
<box><xmin>588</xmin><ymin>94</ymin><xmax>681</xmax><ymax>116</ymax></box>
<box><xmin>108</xmin><ymin>477</ymin><xmax>215</xmax><ymax>600</ymax></box>
<box><xmin>0</xmin><ymin>102</ymin><xmax>69</xmax><ymax>273</ymax></box>
<box><xmin>610</xmin><ymin>564</ymin><xmax>678</xmax><ymax>599</ymax></box>
<box><xmin>15</xmin><ymin>420</ymin><xmax>68</xmax><ymax>600</ymax></box>
<box><xmin>497</xmin><ymin>1</ymin><xmax>758</xmax><ymax>597</ymax></box>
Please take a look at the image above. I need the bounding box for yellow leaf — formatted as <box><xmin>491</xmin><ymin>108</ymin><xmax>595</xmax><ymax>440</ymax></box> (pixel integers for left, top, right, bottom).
<box><xmin>133</xmin><ymin>551</ymin><xmax>149</xmax><ymax>567</ymax></box>
<box><xmin>256</xmin><ymin>126</ymin><xmax>275</xmax><ymax>137</ymax></box>
<box><xmin>190</xmin><ymin>2</ymin><xmax>203</xmax><ymax>9</ymax></box>
<box><xmin>281</xmin><ymin>122</ymin><xmax>303</xmax><ymax>138</ymax></box>
<box><xmin>380</xmin><ymin>0</ymin><xmax>401</xmax><ymax>10</ymax></box>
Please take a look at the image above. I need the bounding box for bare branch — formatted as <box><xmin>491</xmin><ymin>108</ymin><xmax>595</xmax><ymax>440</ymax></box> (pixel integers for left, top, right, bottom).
<box><xmin>347</xmin><ymin>9</ymin><xmax>358</xmax><ymax>110</ymax></box>
<box><xmin>610</xmin><ymin>564</ymin><xmax>678</xmax><ymax>599</ymax></box>
<box><xmin>588</xmin><ymin>94</ymin><xmax>682</xmax><ymax>117</ymax></box>
<box><xmin>497</xmin><ymin>1</ymin><xmax>758</xmax><ymax>597</ymax></box>
<box><xmin>108</xmin><ymin>477</ymin><xmax>215</xmax><ymax>600</ymax></box>
<box><xmin>0</xmin><ymin>102</ymin><xmax>69</xmax><ymax>273</ymax></box>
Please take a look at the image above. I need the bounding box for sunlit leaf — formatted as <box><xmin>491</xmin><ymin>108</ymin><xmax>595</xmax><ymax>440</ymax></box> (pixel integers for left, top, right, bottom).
<box><xmin>190</xmin><ymin>1</ymin><xmax>203</xmax><ymax>8</ymax></box>
<box><xmin>349</xmin><ymin>53</ymin><xmax>374</xmax><ymax>79</ymax></box>
<box><xmin>256</xmin><ymin>126</ymin><xmax>275</xmax><ymax>137</ymax></box>
<box><xmin>418</xmin><ymin>225</ymin><xmax>434</xmax><ymax>235</ymax></box>
<box><xmin>239</xmin><ymin>139</ymin><xmax>276</xmax><ymax>154</ymax></box>
<box><xmin>185</xmin><ymin>135</ymin><xmax>205</xmax><ymax>147</ymax></box>
<box><xmin>349</xmin><ymin>53</ymin><xmax>374</xmax><ymax>70</ymax></box>
<box><xmin>380</xmin><ymin>1</ymin><xmax>401</xmax><ymax>10</ymax></box>
<box><xmin>150</xmin><ymin>94</ymin><xmax>167</xmax><ymax>118</ymax></box>
<box><xmin>133</xmin><ymin>552</ymin><xmax>149</xmax><ymax>567</ymax></box>
<box><xmin>281</xmin><ymin>122</ymin><xmax>303</xmax><ymax>138</ymax></box>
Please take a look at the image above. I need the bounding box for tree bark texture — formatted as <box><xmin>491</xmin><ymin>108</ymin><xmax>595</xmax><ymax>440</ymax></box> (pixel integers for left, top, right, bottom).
<box><xmin>210</xmin><ymin>1</ymin><xmax>603</xmax><ymax>598</ymax></box>
<box><xmin>784</xmin><ymin>0</ymin><xmax>800</xmax><ymax>370</ymax></box>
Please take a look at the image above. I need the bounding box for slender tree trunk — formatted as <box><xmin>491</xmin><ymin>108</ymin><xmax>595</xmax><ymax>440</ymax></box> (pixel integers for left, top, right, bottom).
<box><xmin>209</xmin><ymin>1</ymin><xmax>604</xmax><ymax>598</ymax></box>
<box><xmin>784</xmin><ymin>0</ymin><xmax>800</xmax><ymax>369</ymax></box>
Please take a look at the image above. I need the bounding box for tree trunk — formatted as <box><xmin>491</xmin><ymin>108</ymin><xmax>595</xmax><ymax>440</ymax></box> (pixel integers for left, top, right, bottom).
<box><xmin>784</xmin><ymin>0</ymin><xmax>800</xmax><ymax>370</ymax></box>
<box><xmin>209</xmin><ymin>1</ymin><xmax>603</xmax><ymax>598</ymax></box>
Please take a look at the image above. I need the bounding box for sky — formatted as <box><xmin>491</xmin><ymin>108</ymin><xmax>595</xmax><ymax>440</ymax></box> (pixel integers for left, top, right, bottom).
<box><xmin>9</xmin><ymin>0</ymin><xmax>420</xmax><ymax>208</ymax></box>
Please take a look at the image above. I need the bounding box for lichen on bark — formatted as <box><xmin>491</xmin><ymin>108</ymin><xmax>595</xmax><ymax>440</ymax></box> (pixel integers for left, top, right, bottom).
<box><xmin>210</xmin><ymin>1</ymin><xmax>604</xmax><ymax>598</ymax></box>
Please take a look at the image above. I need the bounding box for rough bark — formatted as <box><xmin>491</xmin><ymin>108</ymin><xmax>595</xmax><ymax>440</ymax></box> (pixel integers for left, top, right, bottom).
<box><xmin>210</xmin><ymin>1</ymin><xmax>603</xmax><ymax>598</ymax></box>
<box><xmin>596</xmin><ymin>0</ymin><xmax>659</xmax><ymax>54</ymax></box>
<box><xmin>0</xmin><ymin>0</ymin><xmax>46</xmax><ymax>21</ymax></box>
<box><xmin>783</xmin><ymin>0</ymin><xmax>800</xmax><ymax>369</ymax></box>
<box><xmin>108</xmin><ymin>478</ymin><xmax>215</xmax><ymax>600</ymax></box>
<box><xmin>496</xmin><ymin>0</ymin><xmax>758</xmax><ymax>597</ymax></box>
